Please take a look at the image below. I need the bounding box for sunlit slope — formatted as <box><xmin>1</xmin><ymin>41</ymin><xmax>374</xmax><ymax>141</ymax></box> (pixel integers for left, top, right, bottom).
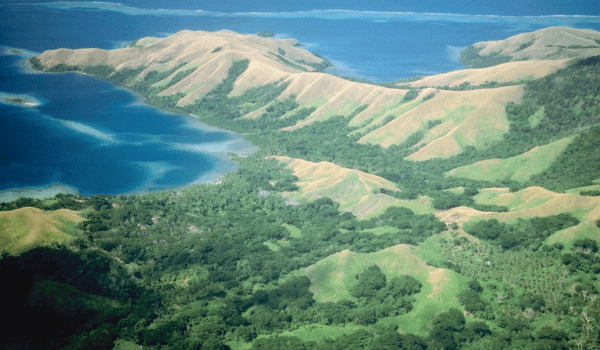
<box><xmin>243</xmin><ymin>72</ymin><xmax>416</xmax><ymax>128</ymax></box>
<box><xmin>437</xmin><ymin>187</ymin><xmax>600</xmax><ymax>246</ymax></box>
<box><xmin>445</xmin><ymin>136</ymin><xmax>574</xmax><ymax>182</ymax></box>
<box><xmin>277</xmin><ymin>74</ymin><xmax>410</xmax><ymax>129</ymax></box>
<box><xmin>0</xmin><ymin>207</ymin><xmax>83</xmax><ymax>255</ymax></box>
<box><xmin>358</xmin><ymin>86</ymin><xmax>523</xmax><ymax>160</ymax></box>
<box><xmin>36</xmin><ymin>30</ymin><xmax>415</xmax><ymax>128</ymax></box>
<box><xmin>37</xmin><ymin>30</ymin><xmax>322</xmax><ymax>102</ymax></box>
<box><xmin>271</xmin><ymin>156</ymin><xmax>433</xmax><ymax>218</ymax></box>
<box><xmin>36</xmin><ymin>27</ymin><xmax>596</xmax><ymax>163</ymax></box>
<box><xmin>406</xmin><ymin>59</ymin><xmax>571</xmax><ymax>88</ymax></box>
<box><xmin>472</xmin><ymin>26</ymin><xmax>600</xmax><ymax>62</ymax></box>
<box><xmin>303</xmin><ymin>245</ymin><xmax>463</xmax><ymax>334</ymax></box>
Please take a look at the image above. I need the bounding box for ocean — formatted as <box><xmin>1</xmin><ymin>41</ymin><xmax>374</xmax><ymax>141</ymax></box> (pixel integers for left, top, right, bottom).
<box><xmin>1</xmin><ymin>2</ymin><xmax>600</xmax><ymax>198</ymax></box>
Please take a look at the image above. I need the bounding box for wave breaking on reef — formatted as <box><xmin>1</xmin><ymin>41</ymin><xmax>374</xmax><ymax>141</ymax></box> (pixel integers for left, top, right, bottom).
<box><xmin>24</xmin><ymin>2</ymin><xmax>600</xmax><ymax>26</ymax></box>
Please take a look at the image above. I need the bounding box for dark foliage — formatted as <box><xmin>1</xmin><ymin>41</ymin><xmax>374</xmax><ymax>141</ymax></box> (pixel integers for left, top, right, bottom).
<box><xmin>465</xmin><ymin>214</ymin><xmax>579</xmax><ymax>250</ymax></box>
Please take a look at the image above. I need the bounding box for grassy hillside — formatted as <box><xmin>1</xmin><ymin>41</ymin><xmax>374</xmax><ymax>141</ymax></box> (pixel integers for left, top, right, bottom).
<box><xmin>34</xmin><ymin>30</ymin><xmax>420</xmax><ymax>134</ymax></box>
<box><xmin>436</xmin><ymin>186</ymin><xmax>600</xmax><ymax>250</ymax></box>
<box><xmin>37</xmin><ymin>30</ymin><xmax>325</xmax><ymax>100</ymax></box>
<box><xmin>358</xmin><ymin>86</ymin><xmax>523</xmax><ymax>159</ymax></box>
<box><xmin>461</xmin><ymin>27</ymin><xmax>600</xmax><ymax>68</ymax></box>
<box><xmin>406</xmin><ymin>59</ymin><xmax>571</xmax><ymax>88</ymax></box>
<box><xmin>445</xmin><ymin>136</ymin><xmax>574</xmax><ymax>182</ymax></box>
<box><xmin>303</xmin><ymin>245</ymin><xmax>464</xmax><ymax>335</ymax></box>
<box><xmin>272</xmin><ymin>156</ymin><xmax>434</xmax><ymax>218</ymax></box>
<box><xmin>0</xmin><ymin>207</ymin><xmax>82</xmax><ymax>255</ymax></box>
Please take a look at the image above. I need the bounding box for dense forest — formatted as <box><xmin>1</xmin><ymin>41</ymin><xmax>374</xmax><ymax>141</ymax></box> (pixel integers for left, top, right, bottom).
<box><xmin>5</xmin><ymin>156</ymin><xmax>598</xmax><ymax>349</ymax></box>
<box><xmin>2</xmin><ymin>45</ymin><xmax>600</xmax><ymax>350</ymax></box>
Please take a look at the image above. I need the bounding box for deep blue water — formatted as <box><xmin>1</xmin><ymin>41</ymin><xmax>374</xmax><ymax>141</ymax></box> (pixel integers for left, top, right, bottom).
<box><xmin>0</xmin><ymin>53</ymin><xmax>237</xmax><ymax>195</ymax></box>
<box><xmin>1</xmin><ymin>2</ymin><xmax>600</xmax><ymax>197</ymax></box>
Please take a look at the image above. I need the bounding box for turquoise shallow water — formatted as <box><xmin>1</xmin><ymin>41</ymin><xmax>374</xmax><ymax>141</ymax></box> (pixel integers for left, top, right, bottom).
<box><xmin>1</xmin><ymin>2</ymin><xmax>599</xmax><ymax>197</ymax></box>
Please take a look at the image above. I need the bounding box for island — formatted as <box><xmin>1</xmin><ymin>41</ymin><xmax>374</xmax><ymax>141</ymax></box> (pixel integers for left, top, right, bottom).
<box><xmin>0</xmin><ymin>92</ymin><xmax>41</xmax><ymax>108</ymax></box>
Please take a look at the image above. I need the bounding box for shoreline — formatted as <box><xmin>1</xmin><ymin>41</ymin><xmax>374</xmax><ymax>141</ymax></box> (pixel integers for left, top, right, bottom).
<box><xmin>2</xmin><ymin>58</ymin><xmax>260</xmax><ymax>202</ymax></box>
<box><xmin>0</xmin><ymin>184</ymin><xmax>80</xmax><ymax>203</ymax></box>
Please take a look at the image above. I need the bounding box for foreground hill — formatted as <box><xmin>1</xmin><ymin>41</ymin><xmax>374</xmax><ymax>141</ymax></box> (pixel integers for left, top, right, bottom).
<box><xmin>302</xmin><ymin>245</ymin><xmax>463</xmax><ymax>335</ymax></box>
<box><xmin>0</xmin><ymin>207</ymin><xmax>82</xmax><ymax>255</ymax></box>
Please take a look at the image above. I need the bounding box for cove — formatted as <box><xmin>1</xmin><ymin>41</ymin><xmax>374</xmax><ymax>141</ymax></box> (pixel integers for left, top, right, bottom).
<box><xmin>0</xmin><ymin>53</ymin><xmax>256</xmax><ymax>200</ymax></box>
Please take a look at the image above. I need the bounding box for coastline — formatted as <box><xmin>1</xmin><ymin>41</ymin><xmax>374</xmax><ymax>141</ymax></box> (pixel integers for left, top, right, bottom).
<box><xmin>0</xmin><ymin>184</ymin><xmax>80</xmax><ymax>203</ymax></box>
<box><xmin>1</xmin><ymin>57</ymin><xmax>260</xmax><ymax>202</ymax></box>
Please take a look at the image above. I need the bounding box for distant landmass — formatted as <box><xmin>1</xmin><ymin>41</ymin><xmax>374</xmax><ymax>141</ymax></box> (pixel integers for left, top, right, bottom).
<box><xmin>460</xmin><ymin>26</ymin><xmax>600</xmax><ymax>68</ymax></box>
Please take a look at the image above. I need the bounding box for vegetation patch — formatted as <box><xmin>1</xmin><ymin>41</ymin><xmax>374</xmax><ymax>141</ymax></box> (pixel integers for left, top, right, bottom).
<box><xmin>463</xmin><ymin>213</ymin><xmax>580</xmax><ymax>250</ymax></box>
<box><xmin>257</xmin><ymin>31</ymin><xmax>275</xmax><ymax>37</ymax></box>
<box><xmin>460</xmin><ymin>45</ymin><xmax>513</xmax><ymax>68</ymax></box>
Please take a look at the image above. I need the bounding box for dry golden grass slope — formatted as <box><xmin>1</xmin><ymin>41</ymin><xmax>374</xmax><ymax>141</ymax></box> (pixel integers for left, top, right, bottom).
<box><xmin>406</xmin><ymin>59</ymin><xmax>571</xmax><ymax>88</ymax></box>
<box><xmin>359</xmin><ymin>86</ymin><xmax>523</xmax><ymax>160</ymax></box>
<box><xmin>37</xmin><ymin>30</ymin><xmax>418</xmax><ymax>128</ymax></box>
<box><xmin>277</xmin><ymin>74</ymin><xmax>410</xmax><ymax>129</ymax></box>
<box><xmin>37</xmin><ymin>28</ymin><xmax>591</xmax><ymax>161</ymax></box>
<box><xmin>474</xmin><ymin>26</ymin><xmax>600</xmax><ymax>61</ymax></box>
<box><xmin>271</xmin><ymin>156</ymin><xmax>434</xmax><ymax>218</ymax></box>
<box><xmin>37</xmin><ymin>30</ymin><xmax>321</xmax><ymax>103</ymax></box>
<box><xmin>0</xmin><ymin>207</ymin><xmax>83</xmax><ymax>255</ymax></box>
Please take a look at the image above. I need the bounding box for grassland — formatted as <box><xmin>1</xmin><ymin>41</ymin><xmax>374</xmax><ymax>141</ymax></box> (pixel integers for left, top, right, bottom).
<box><xmin>406</xmin><ymin>59</ymin><xmax>571</xmax><ymax>88</ymax></box>
<box><xmin>444</xmin><ymin>186</ymin><xmax>600</xmax><ymax>249</ymax></box>
<box><xmin>446</xmin><ymin>136</ymin><xmax>574</xmax><ymax>182</ymax></box>
<box><xmin>358</xmin><ymin>86</ymin><xmax>523</xmax><ymax>160</ymax></box>
<box><xmin>472</xmin><ymin>26</ymin><xmax>600</xmax><ymax>62</ymax></box>
<box><xmin>0</xmin><ymin>207</ymin><xmax>83</xmax><ymax>255</ymax></box>
<box><xmin>272</xmin><ymin>156</ymin><xmax>434</xmax><ymax>218</ymax></box>
<box><xmin>302</xmin><ymin>244</ymin><xmax>464</xmax><ymax>335</ymax></box>
<box><xmin>23</xmin><ymin>27</ymin><xmax>600</xmax><ymax>349</ymax></box>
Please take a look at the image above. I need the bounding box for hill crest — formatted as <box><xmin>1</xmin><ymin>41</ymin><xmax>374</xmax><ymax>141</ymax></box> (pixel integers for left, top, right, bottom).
<box><xmin>464</xmin><ymin>26</ymin><xmax>600</xmax><ymax>66</ymax></box>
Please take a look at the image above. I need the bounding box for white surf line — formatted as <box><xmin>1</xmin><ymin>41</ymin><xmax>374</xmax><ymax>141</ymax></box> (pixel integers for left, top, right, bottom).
<box><xmin>31</xmin><ymin>2</ymin><xmax>600</xmax><ymax>24</ymax></box>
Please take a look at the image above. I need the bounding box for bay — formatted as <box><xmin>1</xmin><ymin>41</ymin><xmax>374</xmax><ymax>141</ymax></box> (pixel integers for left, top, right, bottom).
<box><xmin>1</xmin><ymin>2</ymin><xmax>600</xmax><ymax>198</ymax></box>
